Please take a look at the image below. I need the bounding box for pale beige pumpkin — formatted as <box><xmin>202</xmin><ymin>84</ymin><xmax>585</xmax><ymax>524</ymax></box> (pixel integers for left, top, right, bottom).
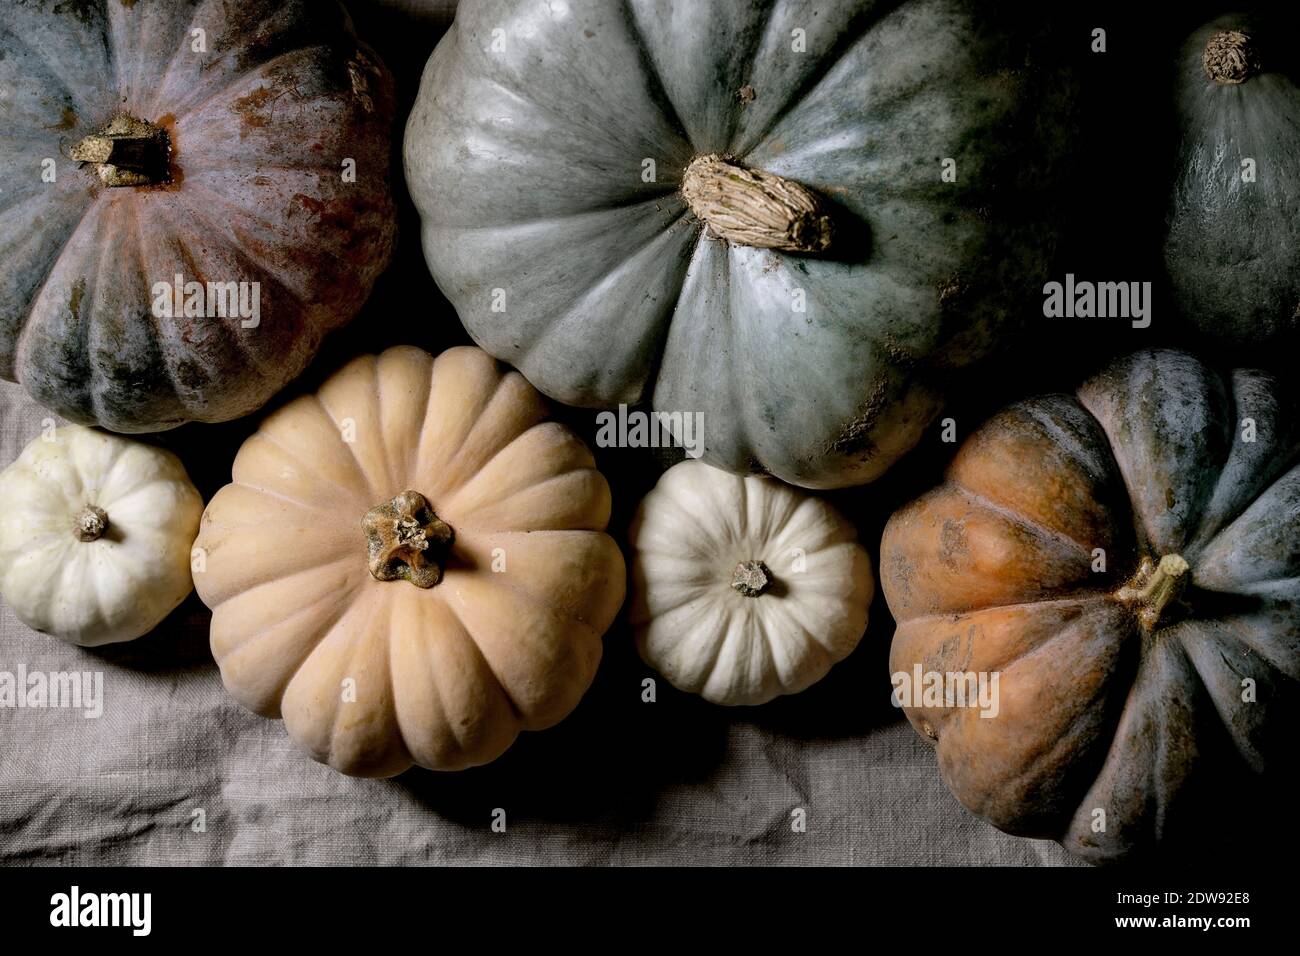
<box><xmin>193</xmin><ymin>346</ymin><xmax>626</xmax><ymax>777</ymax></box>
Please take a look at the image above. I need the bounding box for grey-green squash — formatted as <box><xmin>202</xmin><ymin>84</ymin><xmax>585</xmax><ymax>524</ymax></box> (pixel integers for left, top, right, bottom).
<box><xmin>1166</xmin><ymin>12</ymin><xmax>1300</xmax><ymax>348</ymax></box>
<box><xmin>0</xmin><ymin>0</ymin><xmax>396</xmax><ymax>433</ymax></box>
<box><xmin>404</xmin><ymin>0</ymin><xmax>1077</xmax><ymax>489</ymax></box>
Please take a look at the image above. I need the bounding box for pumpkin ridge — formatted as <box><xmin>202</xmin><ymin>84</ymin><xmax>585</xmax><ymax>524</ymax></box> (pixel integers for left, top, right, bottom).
<box><xmin>129</xmin><ymin>199</ymin><xmax>202</xmax><ymax>422</ymax></box>
<box><xmin>240</xmin><ymin>430</ymin><xmax>367</xmax><ymax>509</ymax></box>
<box><xmin>1191</xmin><ymin>596</ymin><xmax>1300</xmax><ymax>682</ymax></box>
<box><xmin>134</xmin><ymin>188</ymin><xmax>293</xmax><ymax>404</ymax></box>
<box><xmin>164</xmin><ymin>42</ymin><xmax>339</xmax><ymax>128</ymax></box>
<box><xmin>377</xmin><ymin>348</ymin><xmax>434</xmax><ymax>483</ymax></box>
<box><xmin>699</xmin><ymin>610</ymin><xmax>754</xmax><ymax>703</ymax></box>
<box><xmin>138</xmin><ymin>1</ymin><xmax>210</xmax><ymax>119</ymax></box>
<box><xmin>950</xmin><ymin>483</ymin><xmax>1098</xmax><ymax>565</ymax></box>
<box><xmin>718</xmin><ymin>245</ymin><xmax>761</xmax><ymax>474</ymax></box>
<box><xmin>1191</xmin><ymin>445</ymin><xmax>1300</xmax><ymax>565</ymax></box>
<box><xmin>435</xmin><ymin>387</ymin><xmax>554</xmax><ymax>496</ymax></box>
<box><xmin>149</xmin><ymin>217</ymin><xmax>279</xmax><ymax>404</ymax></box>
<box><xmin>176</xmin><ymin>185</ymin><xmax>350</xmax><ymax>339</ymax></box>
<box><xmin>446</xmin><ymin>468</ymin><xmax>606</xmax><ymax>534</ymax></box>
<box><xmin>643</xmin><ymin>600</ymin><xmax>732</xmax><ymax>693</ymax></box>
<box><xmin>82</xmin><ymin>208</ymin><xmax>126</xmax><ymax>428</ymax></box>
<box><xmin>213</xmin><ymin>580</ymin><xmax>357</xmax><ymax>702</ymax></box>
<box><xmin>746</xmin><ymin>609</ymin><xmax>783</xmax><ymax>698</ymax></box>
<box><xmin>10</xmin><ymin>193</ymin><xmax>103</xmax><ymax>389</ymax></box>
<box><xmin>314</xmin><ymin>358</ymin><xmax>388</xmax><ymax>500</ymax></box>
<box><xmin>894</xmin><ymin>593</ymin><xmax>1112</xmax><ymax>628</ymax></box>
<box><xmin>417</xmin><ymin>352</ymin><xmax>513</xmax><ymax>481</ymax></box>
<box><xmin>370</xmin><ymin>371</ymin><xmax>402</xmax><ymax>504</ymax></box>
<box><xmin>715</xmin><ymin>0</ymin><xmax>772</xmax><ymax>152</ymax></box>
<box><xmin>731</xmin><ymin>0</ymin><xmax>909</xmax><ymax>158</ymax></box>
<box><xmin>0</xmin><ymin>18</ymin><xmax>102</xmax><ymax>120</ymax></box>
<box><xmin>1169</xmin><ymin>620</ymin><xmax>1272</xmax><ymax>772</ymax></box>
<box><xmin>437</xmin><ymin>592</ymin><xmax>529</xmax><ymax>727</ymax></box>
<box><xmin>509</xmin><ymin>207</ymin><xmax>694</xmax><ymax>404</ymax></box>
<box><xmin>231</xmin><ymin>468</ymin><xmax>354</xmax><ymax>518</ymax></box>
<box><xmin>210</xmin><ymin>557</ymin><xmax>360</xmax><ymax>627</ymax></box>
<box><xmin>771</xmin><ymin>583</ymin><xmax>864</xmax><ymax>659</ymax></box>
<box><xmin>616</xmin><ymin>0</ymin><xmax>695</xmax><ymax>156</ymax></box>
<box><xmin>450</xmin><ymin>555</ymin><xmax>607</xmax><ymax>632</ymax></box>
<box><xmin>326</xmin><ymin>595</ymin><xmax>409</xmax><ymax>775</ymax></box>
<box><xmin>628</xmin><ymin>585</ymin><xmax>712</xmax><ymax>628</ymax></box>
<box><xmin>1076</xmin><ymin>351</ymin><xmax>1226</xmax><ymax>558</ymax></box>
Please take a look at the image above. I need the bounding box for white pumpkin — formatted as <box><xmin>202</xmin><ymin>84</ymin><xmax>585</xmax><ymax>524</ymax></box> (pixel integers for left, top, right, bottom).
<box><xmin>629</xmin><ymin>461</ymin><xmax>873</xmax><ymax>706</ymax></box>
<box><xmin>0</xmin><ymin>425</ymin><xmax>202</xmax><ymax>646</ymax></box>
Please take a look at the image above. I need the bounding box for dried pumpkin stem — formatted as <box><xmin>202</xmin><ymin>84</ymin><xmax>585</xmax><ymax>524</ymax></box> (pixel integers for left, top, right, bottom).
<box><xmin>70</xmin><ymin>114</ymin><xmax>171</xmax><ymax>188</ymax></box>
<box><xmin>73</xmin><ymin>505</ymin><xmax>109</xmax><ymax>543</ymax></box>
<box><xmin>1116</xmin><ymin>553</ymin><xmax>1190</xmax><ymax>631</ymax></box>
<box><xmin>731</xmin><ymin>560</ymin><xmax>773</xmax><ymax>597</ymax></box>
<box><xmin>1203</xmin><ymin>30</ymin><xmax>1260</xmax><ymax>85</ymax></box>
<box><xmin>363</xmin><ymin>490</ymin><xmax>454</xmax><ymax>589</ymax></box>
<box><xmin>681</xmin><ymin>154</ymin><xmax>833</xmax><ymax>253</ymax></box>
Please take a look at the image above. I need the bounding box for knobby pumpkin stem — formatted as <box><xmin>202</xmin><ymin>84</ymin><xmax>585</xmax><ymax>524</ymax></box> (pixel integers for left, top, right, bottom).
<box><xmin>73</xmin><ymin>505</ymin><xmax>109</xmax><ymax>542</ymax></box>
<box><xmin>1203</xmin><ymin>30</ymin><xmax>1261</xmax><ymax>85</ymax></box>
<box><xmin>1116</xmin><ymin>553</ymin><xmax>1190</xmax><ymax>631</ymax></box>
<box><xmin>731</xmin><ymin>560</ymin><xmax>774</xmax><ymax>597</ymax></box>
<box><xmin>70</xmin><ymin>114</ymin><xmax>171</xmax><ymax>187</ymax></box>
<box><xmin>681</xmin><ymin>154</ymin><xmax>833</xmax><ymax>253</ymax></box>
<box><xmin>363</xmin><ymin>490</ymin><xmax>454</xmax><ymax>589</ymax></box>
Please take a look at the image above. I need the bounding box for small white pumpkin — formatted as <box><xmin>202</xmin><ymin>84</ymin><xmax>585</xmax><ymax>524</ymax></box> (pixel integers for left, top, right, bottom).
<box><xmin>0</xmin><ymin>426</ymin><xmax>202</xmax><ymax>646</ymax></box>
<box><xmin>629</xmin><ymin>461</ymin><xmax>873</xmax><ymax>706</ymax></box>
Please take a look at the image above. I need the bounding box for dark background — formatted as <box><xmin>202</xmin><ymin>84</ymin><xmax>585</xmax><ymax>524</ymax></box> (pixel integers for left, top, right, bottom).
<box><xmin>74</xmin><ymin>0</ymin><xmax>1299</xmax><ymax>863</ymax></box>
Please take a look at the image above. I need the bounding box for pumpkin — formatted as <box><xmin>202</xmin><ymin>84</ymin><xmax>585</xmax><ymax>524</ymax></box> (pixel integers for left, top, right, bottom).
<box><xmin>880</xmin><ymin>349</ymin><xmax>1300</xmax><ymax>863</ymax></box>
<box><xmin>192</xmin><ymin>345</ymin><xmax>626</xmax><ymax>777</ymax></box>
<box><xmin>0</xmin><ymin>0</ymin><xmax>396</xmax><ymax>433</ymax></box>
<box><xmin>0</xmin><ymin>425</ymin><xmax>203</xmax><ymax>646</ymax></box>
<box><xmin>403</xmin><ymin>0</ymin><xmax>1076</xmax><ymax>489</ymax></box>
<box><xmin>629</xmin><ymin>460</ymin><xmax>871</xmax><ymax>706</ymax></box>
<box><xmin>1166</xmin><ymin>12</ymin><xmax>1300</xmax><ymax>347</ymax></box>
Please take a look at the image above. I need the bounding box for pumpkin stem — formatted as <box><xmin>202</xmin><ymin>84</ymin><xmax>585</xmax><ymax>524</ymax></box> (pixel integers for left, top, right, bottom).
<box><xmin>1203</xmin><ymin>30</ymin><xmax>1261</xmax><ymax>85</ymax></box>
<box><xmin>363</xmin><ymin>490</ymin><xmax>454</xmax><ymax>589</ymax></box>
<box><xmin>681</xmin><ymin>154</ymin><xmax>833</xmax><ymax>253</ymax></box>
<box><xmin>73</xmin><ymin>505</ymin><xmax>109</xmax><ymax>543</ymax></box>
<box><xmin>70</xmin><ymin>114</ymin><xmax>171</xmax><ymax>187</ymax></box>
<box><xmin>1116</xmin><ymin>554</ymin><xmax>1190</xmax><ymax>631</ymax></box>
<box><xmin>731</xmin><ymin>560</ymin><xmax>774</xmax><ymax>597</ymax></box>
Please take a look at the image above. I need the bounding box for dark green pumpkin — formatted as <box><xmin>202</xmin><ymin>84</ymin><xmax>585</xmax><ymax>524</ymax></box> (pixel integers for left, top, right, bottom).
<box><xmin>1166</xmin><ymin>12</ymin><xmax>1300</xmax><ymax>348</ymax></box>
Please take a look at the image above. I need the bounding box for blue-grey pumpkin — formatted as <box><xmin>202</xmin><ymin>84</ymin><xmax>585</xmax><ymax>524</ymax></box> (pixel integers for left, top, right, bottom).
<box><xmin>404</xmin><ymin>0</ymin><xmax>1077</xmax><ymax>488</ymax></box>
<box><xmin>1166</xmin><ymin>13</ymin><xmax>1300</xmax><ymax>348</ymax></box>
<box><xmin>0</xmin><ymin>0</ymin><xmax>396</xmax><ymax>433</ymax></box>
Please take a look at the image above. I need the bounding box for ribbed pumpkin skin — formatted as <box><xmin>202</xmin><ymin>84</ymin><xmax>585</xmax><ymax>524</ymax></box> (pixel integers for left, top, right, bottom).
<box><xmin>881</xmin><ymin>350</ymin><xmax>1300</xmax><ymax>863</ymax></box>
<box><xmin>1166</xmin><ymin>13</ymin><xmax>1300</xmax><ymax>347</ymax></box>
<box><xmin>0</xmin><ymin>425</ymin><xmax>202</xmax><ymax>647</ymax></box>
<box><xmin>404</xmin><ymin>0</ymin><xmax>1076</xmax><ymax>489</ymax></box>
<box><xmin>0</xmin><ymin>0</ymin><xmax>396</xmax><ymax>432</ymax></box>
<box><xmin>193</xmin><ymin>346</ymin><xmax>626</xmax><ymax>778</ymax></box>
<box><xmin>629</xmin><ymin>460</ymin><xmax>872</xmax><ymax>706</ymax></box>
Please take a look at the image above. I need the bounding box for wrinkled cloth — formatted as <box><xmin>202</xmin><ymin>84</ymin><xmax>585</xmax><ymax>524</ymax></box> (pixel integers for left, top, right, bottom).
<box><xmin>0</xmin><ymin>372</ymin><xmax>1076</xmax><ymax>866</ymax></box>
<box><xmin>0</xmin><ymin>0</ymin><xmax>1077</xmax><ymax>867</ymax></box>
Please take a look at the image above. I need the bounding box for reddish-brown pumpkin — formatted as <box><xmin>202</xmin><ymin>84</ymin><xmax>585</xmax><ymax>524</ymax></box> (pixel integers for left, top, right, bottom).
<box><xmin>0</xmin><ymin>0</ymin><xmax>396</xmax><ymax>432</ymax></box>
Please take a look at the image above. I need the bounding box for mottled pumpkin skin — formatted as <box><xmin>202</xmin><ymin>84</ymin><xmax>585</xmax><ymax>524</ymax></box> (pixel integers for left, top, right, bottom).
<box><xmin>881</xmin><ymin>350</ymin><xmax>1300</xmax><ymax>863</ymax></box>
<box><xmin>0</xmin><ymin>0</ymin><xmax>396</xmax><ymax>432</ymax></box>
<box><xmin>1166</xmin><ymin>13</ymin><xmax>1300</xmax><ymax>348</ymax></box>
<box><xmin>405</xmin><ymin>0</ymin><xmax>1076</xmax><ymax>489</ymax></box>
